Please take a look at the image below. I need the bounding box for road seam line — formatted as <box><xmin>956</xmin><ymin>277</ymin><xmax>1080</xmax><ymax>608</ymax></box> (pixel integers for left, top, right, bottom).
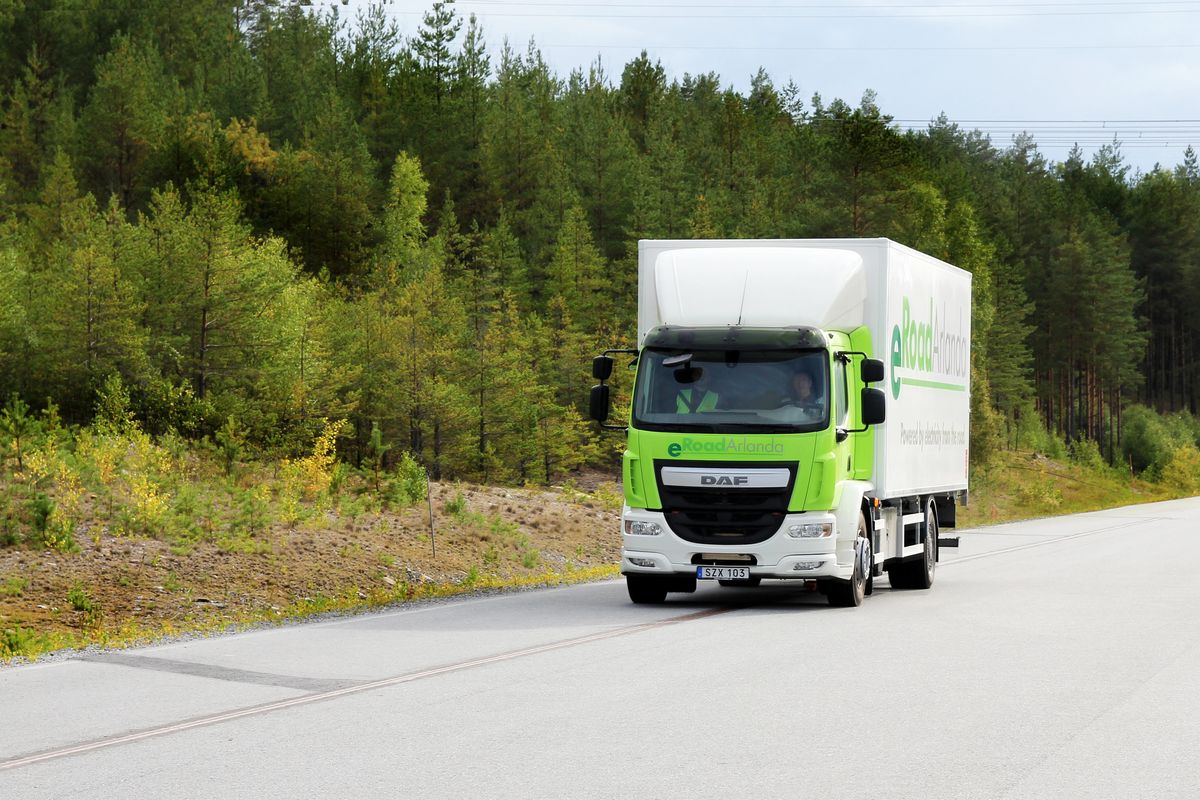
<box><xmin>945</xmin><ymin>517</ymin><xmax>1163</xmax><ymax>566</ymax></box>
<box><xmin>0</xmin><ymin>606</ymin><xmax>734</xmax><ymax>771</ymax></box>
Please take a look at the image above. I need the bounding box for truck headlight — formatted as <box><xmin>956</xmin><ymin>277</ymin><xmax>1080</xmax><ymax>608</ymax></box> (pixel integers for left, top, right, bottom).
<box><xmin>624</xmin><ymin>520</ymin><xmax>662</xmax><ymax>536</ymax></box>
<box><xmin>787</xmin><ymin>522</ymin><xmax>833</xmax><ymax>538</ymax></box>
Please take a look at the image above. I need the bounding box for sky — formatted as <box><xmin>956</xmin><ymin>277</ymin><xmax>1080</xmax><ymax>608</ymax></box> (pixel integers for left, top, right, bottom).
<box><xmin>323</xmin><ymin>0</ymin><xmax>1200</xmax><ymax>176</ymax></box>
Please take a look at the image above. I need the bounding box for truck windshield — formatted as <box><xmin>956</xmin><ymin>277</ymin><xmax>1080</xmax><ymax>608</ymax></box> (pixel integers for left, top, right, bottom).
<box><xmin>632</xmin><ymin>349</ymin><xmax>830</xmax><ymax>433</ymax></box>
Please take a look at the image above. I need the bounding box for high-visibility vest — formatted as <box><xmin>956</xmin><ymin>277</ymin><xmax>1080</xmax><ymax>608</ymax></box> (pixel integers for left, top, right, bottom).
<box><xmin>677</xmin><ymin>389</ymin><xmax>718</xmax><ymax>413</ymax></box>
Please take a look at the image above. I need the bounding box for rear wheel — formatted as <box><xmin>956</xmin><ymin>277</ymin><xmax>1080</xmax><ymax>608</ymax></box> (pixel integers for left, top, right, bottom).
<box><xmin>626</xmin><ymin>574</ymin><xmax>669</xmax><ymax>604</ymax></box>
<box><xmin>827</xmin><ymin>513</ymin><xmax>870</xmax><ymax>607</ymax></box>
<box><xmin>888</xmin><ymin>498</ymin><xmax>937</xmax><ymax>590</ymax></box>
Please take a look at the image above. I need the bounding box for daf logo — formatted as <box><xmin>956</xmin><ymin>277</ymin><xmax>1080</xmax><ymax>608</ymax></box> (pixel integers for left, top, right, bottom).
<box><xmin>701</xmin><ymin>475</ymin><xmax>750</xmax><ymax>486</ymax></box>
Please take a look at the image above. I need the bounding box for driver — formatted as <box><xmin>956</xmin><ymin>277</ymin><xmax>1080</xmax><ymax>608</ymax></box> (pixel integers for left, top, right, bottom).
<box><xmin>792</xmin><ymin>370</ymin><xmax>817</xmax><ymax>404</ymax></box>
<box><xmin>782</xmin><ymin>369</ymin><xmax>822</xmax><ymax>410</ymax></box>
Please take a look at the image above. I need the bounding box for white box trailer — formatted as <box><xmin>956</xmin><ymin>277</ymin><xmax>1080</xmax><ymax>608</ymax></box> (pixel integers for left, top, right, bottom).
<box><xmin>591</xmin><ymin>238</ymin><xmax>972</xmax><ymax>607</ymax></box>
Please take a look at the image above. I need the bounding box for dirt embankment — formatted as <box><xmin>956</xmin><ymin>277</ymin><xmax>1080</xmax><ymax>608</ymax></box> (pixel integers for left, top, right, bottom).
<box><xmin>0</xmin><ymin>479</ymin><xmax>623</xmax><ymax>659</ymax></box>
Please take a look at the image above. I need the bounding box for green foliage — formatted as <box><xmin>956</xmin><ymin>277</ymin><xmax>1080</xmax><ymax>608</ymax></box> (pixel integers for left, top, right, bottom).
<box><xmin>1160</xmin><ymin>446</ymin><xmax>1200</xmax><ymax>495</ymax></box>
<box><xmin>94</xmin><ymin>374</ymin><xmax>137</xmax><ymax>435</ymax></box>
<box><xmin>444</xmin><ymin>491</ymin><xmax>467</xmax><ymax>516</ymax></box>
<box><xmin>383</xmin><ymin>451</ymin><xmax>427</xmax><ymax>508</ymax></box>
<box><xmin>1</xmin><ymin>626</ymin><xmax>48</xmax><ymax>658</ymax></box>
<box><xmin>0</xmin><ymin>575</ymin><xmax>26</xmax><ymax>597</ymax></box>
<box><xmin>0</xmin><ymin>0</ymin><xmax>1196</xmax><ymax>486</ymax></box>
<box><xmin>1068</xmin><ymin>438</ymin><xmax>1107</xmax><ymax>472</ymax></box>
<box><xmin>215</xmin><ymin>417</ymin><xmax>245</xmax><ymax>476</ymax></box>
<box><xmin>0</xmin><ymin>393</ymin><xmax>36</xmax><ymax>470</ymax></box>
<box><xmin>367</xmin><ymin>422</ymin><xmax>391</xmax><ymax>491</ymax></box>
<box><xmin>66</xmin><ymin>583</ymin><xmax>94</xmax><ymax>613</ymax></box>
<box><xmin>1120</xmin><ymin>405</ymin><xmax>1182</xmax><ymax>475</ymax></box>
<box><xmin>26</xmin><ymin>491</ymin><xmax>76</xmax><ymax>552</ymax></box>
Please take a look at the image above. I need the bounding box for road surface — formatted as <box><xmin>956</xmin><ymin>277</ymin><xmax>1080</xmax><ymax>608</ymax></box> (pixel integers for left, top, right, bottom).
<box><xmin>3</xmin><ymin>497</ymin><xmax>1199</xmax><ymax>799</ymax></box>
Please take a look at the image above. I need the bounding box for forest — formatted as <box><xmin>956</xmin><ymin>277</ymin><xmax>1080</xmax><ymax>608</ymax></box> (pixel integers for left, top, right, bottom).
<box><xmin>1</xmin><ymin>0</ymin><xmax>1199</xmax><ymax>485</ymax></box>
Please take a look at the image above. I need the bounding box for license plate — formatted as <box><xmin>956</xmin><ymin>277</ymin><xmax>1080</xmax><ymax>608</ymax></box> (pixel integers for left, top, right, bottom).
<box><xmin>696</xmin><ymin>566</ymin><xmax>750</xmax><ymax>580</ymax></box>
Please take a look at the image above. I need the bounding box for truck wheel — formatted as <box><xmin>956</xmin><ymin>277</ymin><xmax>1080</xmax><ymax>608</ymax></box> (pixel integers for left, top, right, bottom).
<box><xmin>626</xmin><ymin>574</ymin><xmax>669</xmax><ymax>604</ymax></box>
<box><xmin>718</xmin><ymin>577</ymin><xmax>762</xmax><ymax>588</ymax></box>
<box><xmin>888</xmin><ymin>498</ymin><xmax>936</xmax><ymax>590</ymax></box>
<box><xmin>827</xmin><ymin>513</ymin><xmax>869</xmax><ymax>607</ymax></box>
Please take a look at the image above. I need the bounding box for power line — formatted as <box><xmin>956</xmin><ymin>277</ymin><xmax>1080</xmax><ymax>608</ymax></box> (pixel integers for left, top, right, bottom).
<box><xmin>384</xmin><ymin>7</ymin><xmax>1200</xmax><ymax>18</ymax></box>
<box><xmin>315</xmin><ymin>0</ymin><xmax>1200</xmax><ymax>18</ymax></box>
<box><xmin>458</xmin><ymin>0</ymin><xmax>1200</xmax><ymax>7</ymax></box>
<box><xmin>541</xmin><ymin>43</ymin><xmax>1200</xmax><ymax>51</ymax></box>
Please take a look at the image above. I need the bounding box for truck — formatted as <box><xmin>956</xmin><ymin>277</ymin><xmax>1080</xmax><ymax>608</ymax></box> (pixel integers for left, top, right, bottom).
<box><xmin>589</xmin><ymin>238</ymin><xmax>971</xmax><ymax>607</ymax></box>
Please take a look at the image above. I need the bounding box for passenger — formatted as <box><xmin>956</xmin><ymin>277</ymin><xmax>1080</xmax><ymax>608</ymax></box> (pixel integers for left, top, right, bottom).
<box><xmin>676</xmin><ymin>368</ymin><xmax>719</xmax><ymax>413</ymax></box>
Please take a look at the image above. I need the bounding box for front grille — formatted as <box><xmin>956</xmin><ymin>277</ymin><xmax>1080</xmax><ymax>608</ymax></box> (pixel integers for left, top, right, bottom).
<box><xmin>655</xmin><ymin>460</ymin><xmax>797</xmax><ymax>545</ymax></box>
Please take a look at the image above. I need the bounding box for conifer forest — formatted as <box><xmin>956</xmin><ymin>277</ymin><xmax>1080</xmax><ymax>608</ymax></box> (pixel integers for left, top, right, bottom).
<box><xmin>2</xmin><ymin>0</ymin><xmax>1199</xmax><ymax>485</ymax></box>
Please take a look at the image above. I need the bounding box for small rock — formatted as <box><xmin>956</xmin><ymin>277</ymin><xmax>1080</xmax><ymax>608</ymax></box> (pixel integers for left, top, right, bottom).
<box><xmin>382</xmin><ymin>575</ymin><xmax>396</xmax><ymax>587</ymax></box>
<box><xmin>37</xmin><ymin>604</ymin><xmax>48</xmax><ymax>610</ymax></box>
<box><xmin>357</xmin><ymin>590</ymin><xmax>367</xmax><ymax>599</ymax></box>
<box><xmin>100</xmin><ymin>548</ymin><xmax>112</xmax><ymax>557</ymax></box>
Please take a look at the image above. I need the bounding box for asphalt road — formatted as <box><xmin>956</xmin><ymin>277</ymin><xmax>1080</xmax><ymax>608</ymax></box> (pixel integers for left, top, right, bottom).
<box><xmin>3</xmin><ymin>497</ymin><xmax>1199</xmax><ymax>799</ymax></box>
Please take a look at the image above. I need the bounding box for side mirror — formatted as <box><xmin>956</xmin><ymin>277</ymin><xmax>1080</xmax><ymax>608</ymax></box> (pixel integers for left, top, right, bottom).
<box><xmin>589</xmin><ymin>384</ymin><xmax>611</xmax><ymax>422</ymax></box>
<box><xmin>861</xmin><ymin>358</ymin><xmax>885</xmax><ymax>384</ymax></box>
<box><xmin>861</xmin><ymin>388</ymin><xmax>886</xmax><ymax>426</ymax></box>
<box><xmin>592</xmin><ymin>356</ymin><xmax>614</xmax><ymax>381</ymax></box>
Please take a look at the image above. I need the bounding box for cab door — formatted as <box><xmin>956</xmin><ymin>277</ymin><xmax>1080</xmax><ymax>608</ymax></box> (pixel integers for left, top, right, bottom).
<box><xmin>833</xmin><ymin>352</ymin><xmax>853</xmax><ymax>479</ymax></box>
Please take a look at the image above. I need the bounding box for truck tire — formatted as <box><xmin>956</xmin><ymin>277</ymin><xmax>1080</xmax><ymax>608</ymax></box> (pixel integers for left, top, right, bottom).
<box><xmin>827</xmin><ymin>513</ymin><xmax>869</xmax><ymax>607</ymax></box>
<box><xmin>718</xmin><ymin>577</ymin><xmax>762</xmax><ymax>588</ymax></box>
<box><xmin>888</xmin><ymin>498</ymin><xmax>936</xmax><ymax>590</ymax></box>
<box><xmin>626</xmin><ymin>574</ymin><xmax>669</xmax><ymax>604</ymax></box>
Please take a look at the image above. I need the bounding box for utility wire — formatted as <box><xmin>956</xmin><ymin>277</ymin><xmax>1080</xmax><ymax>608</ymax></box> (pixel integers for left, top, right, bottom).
<box><xmin>312</xmin><ymin>0</ymin><xmax>1200</xmax><ymax>17</ymax></box>
<box><xmin>381</xmin><ymin>7</ymin><xmax>1200</xmax><ymax>18</ymax></box>
<box><xmin>459</xmin><ymin>0</ymin><xmax>1200</xmax><ymax>6</ymax></box>
<box><xmin>540</xmin><ymin>42</ymin><xmax>1200</xmax><ymax>51</ymax></box>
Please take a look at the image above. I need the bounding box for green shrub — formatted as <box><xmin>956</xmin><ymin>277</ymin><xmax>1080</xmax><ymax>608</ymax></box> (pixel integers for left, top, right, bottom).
<box><xmin>1015</xmin><ymin>479</ymin><xmax>1063</xmax><ymax>509</ymax></box>
<box><xmin>1160</xmin><ymin>446</ymin><xmax>1200</xmax><ymax>495</ymax></box>
<box><xmin>67</xmin><ymin>583</ymin><xmax>94</xmax><ymax>613</ymax></box>
<box><xmin>93</xmin><ymin>374</ymin><xmax>137</xmax><ymax>435</ymax></box>
<box><xmin>443</xmin><ymin>490</ymin><xmax>466</xmax><ymax>516</ymax></box>
<box><xmin>1068</xmin><ymin>438</ymin><xmax>1107</xmax><ymax>471</ymax></box>
<box><xmin>131</xmin><ymin>377</ymin><xmax>216</xmax><ymax>438</ymax></box>
<box><xmin>329</xmin><ymin>461</ymin><xmax>352</xmax><ymax>497</ymax></box>
<box><xmin>1164</xmin><ymin>411</ymin><xmax>1200</xmax><ymax>448</ymax></box>
<box><xmin>0</xmin><ymin>576</ymin><xmax>26</xmax><ymax>597</ymax></box>
<box><xmin>1120</xmin><ymin>405</ymin><xmax>1183</xmax><ymax>475</ymax></box>
<box><xmin>1</xmin><ymin>626</ymin><xmax>47</xmax><ymax>658</ymax></box>
<box><xmin>28</xmin><ymin>492</ymin><xmax>54</xmax><ymax>540</ymax></box>
<box><xmin>234</xmin><ymin>486</ymin><xmax>271</xmax><ymax>536</ymax></box>
<box><xmin>386</xmin><ymin>451</ymin><xmax>427</xmax><ymax>507</ymax></box>
<box><xmin>214</xmin><ymin>416</ymin><xmax>245</xmax><ymax>476</ymax></box>
<box><xmin>0</xmin><ymin>393</ymin><xmax>39</xmax><ymax>470</ymax></box>
<box><xmin>1014</xmin><ymin>407</ymin><xmax>1067</xmax><ymax>459</ymax></box>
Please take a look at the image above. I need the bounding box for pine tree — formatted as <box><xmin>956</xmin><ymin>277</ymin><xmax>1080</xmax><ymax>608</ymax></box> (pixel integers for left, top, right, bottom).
<box><xmin>546</xmin><ymin>205</ymin><xmax>607</xmax><ymax>323</ymax></box>
<box><xmin>77</xmin><ymin>35</ymin><xmax>178</xmax><ymax>210</ymax></box>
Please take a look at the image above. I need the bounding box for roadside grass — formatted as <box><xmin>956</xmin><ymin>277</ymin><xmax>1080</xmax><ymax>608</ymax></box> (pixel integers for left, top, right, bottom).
<box><xmin>960</xmin><ymin>449</ymin><xmax>1176</xmax><ymax>528</ymax></box>
<box><xmin>0</xmin><ymin>563</ymin><xmax>620</xmax><ymax>663</ymax></box>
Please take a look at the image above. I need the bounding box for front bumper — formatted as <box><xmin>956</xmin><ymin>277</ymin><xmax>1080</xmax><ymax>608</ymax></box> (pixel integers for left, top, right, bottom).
<box><xmin>619</xmin><ymin>506</ymin><xmax>853</xmax><ymax>581</ymax></box>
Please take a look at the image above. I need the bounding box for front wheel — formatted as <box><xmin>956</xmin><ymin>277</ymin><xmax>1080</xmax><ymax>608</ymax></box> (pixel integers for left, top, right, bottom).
<box><xmin>827</xmin><ymin>513</ymin><xmax>870</xmax><ymax>607</ymax></box>
<box><xmin>626</xmin><ymin>574</ymin><xmax>669</xmax><ymax>604</ymax></box>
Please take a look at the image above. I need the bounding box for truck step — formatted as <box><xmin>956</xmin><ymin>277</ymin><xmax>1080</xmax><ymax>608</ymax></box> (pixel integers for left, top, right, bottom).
<box><xmin>938</xmin><ymin>536</ymin><xmax>960</xmax><ymax>548</ymax></box>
